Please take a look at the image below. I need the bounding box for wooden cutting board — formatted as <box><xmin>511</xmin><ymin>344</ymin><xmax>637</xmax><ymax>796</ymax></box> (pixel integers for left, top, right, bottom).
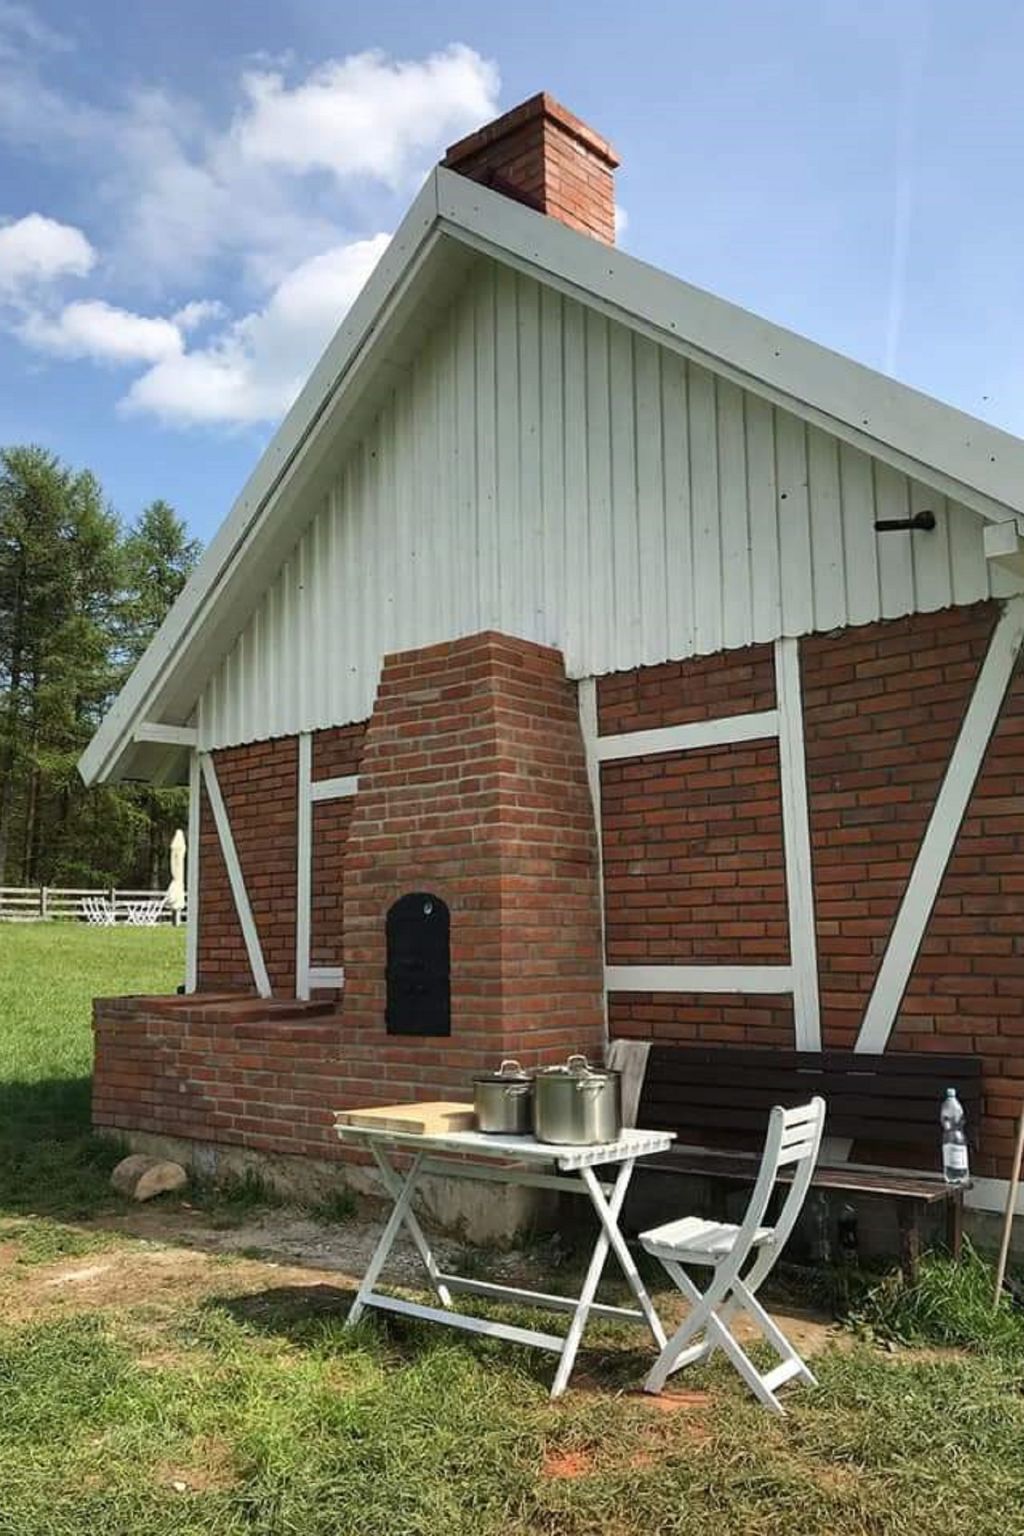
<box><xmin>335</xmin><ymin>1101</ymin><xmax>476</xmax><ymax>1135</ymax></box>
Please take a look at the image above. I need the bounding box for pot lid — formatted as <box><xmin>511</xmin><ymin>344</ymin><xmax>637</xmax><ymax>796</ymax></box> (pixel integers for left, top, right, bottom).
<box><xmin>472</xmin><ymin>1058</ymin><xmax>532</xmax><ymax>1083</ymax></box>
<box><xmin>539</xmin><ymin>1053</ymin><xmax>616</xmax><ymax>1080</ymax></box>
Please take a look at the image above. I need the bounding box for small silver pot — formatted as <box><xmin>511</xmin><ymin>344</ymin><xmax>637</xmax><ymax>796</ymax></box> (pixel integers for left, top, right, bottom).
<box><xmin>533</xmin><ymin>1054</ymin><xmax>622</xmax><ymax>1146</ymax></box>
<box><xmin>473</xmin><ymin>1059</ymin><xmax>534</xmax><ymax>1135</ymax></box>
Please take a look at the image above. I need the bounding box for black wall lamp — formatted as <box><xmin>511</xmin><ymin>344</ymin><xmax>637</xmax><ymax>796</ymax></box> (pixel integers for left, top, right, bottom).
<box><xmin>874</xmin><ymin>509</ymin><xmax>936</xmax><ymax>533</ymax></box>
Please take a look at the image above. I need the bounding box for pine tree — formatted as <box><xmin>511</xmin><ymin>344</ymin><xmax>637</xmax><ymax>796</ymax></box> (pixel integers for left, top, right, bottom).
<box><xmin>0</xmin><ymin>446</ymin><xmax>121</xmax><ymax>884</ymax></box>
<box><xmin>0</xmin><ymin>448</ymin><xmax>202</xmax><ymax>889</ymax></box>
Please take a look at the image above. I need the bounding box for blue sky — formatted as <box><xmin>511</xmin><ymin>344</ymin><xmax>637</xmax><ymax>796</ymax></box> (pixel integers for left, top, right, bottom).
<box><xmin>1</xmin><ymin>0</ymin><xmax>1022</xmax><ymax>544</ymax></box>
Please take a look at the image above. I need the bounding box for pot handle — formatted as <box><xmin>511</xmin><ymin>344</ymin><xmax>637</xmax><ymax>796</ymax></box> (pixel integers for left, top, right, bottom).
<box><xmin>498</xmin><ymin>1059</ymin><xmax>524</xmax><ymax>1077</ymax></box>
<box><xmin>565</xmin><ymin>1053</ymin><xmax>591</xmax><ymax>1073</ymax></box>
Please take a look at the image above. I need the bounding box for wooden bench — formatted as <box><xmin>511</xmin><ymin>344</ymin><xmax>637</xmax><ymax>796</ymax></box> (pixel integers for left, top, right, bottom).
<box><xmin>630</xmin><ymin>1044</ymin><xmax>983</xmax><ymax>1282</ymax></box>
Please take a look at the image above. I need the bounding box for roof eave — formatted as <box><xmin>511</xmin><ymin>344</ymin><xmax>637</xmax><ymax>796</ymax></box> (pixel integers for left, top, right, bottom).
<box><xmin>79</xmin><ymin>171</ymin><xmax>446</xmax><ymax>786</ymax></box>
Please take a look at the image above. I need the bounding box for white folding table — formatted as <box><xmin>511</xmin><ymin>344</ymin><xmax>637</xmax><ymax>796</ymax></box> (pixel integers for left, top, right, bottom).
<box><xmin>334</xmin><ymin>1121</ymin><xmax>674</xmax><ymax>1396</ymax></box>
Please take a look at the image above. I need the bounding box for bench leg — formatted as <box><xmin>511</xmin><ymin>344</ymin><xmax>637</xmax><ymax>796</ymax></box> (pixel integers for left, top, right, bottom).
<box><xmin>945</xmin><ymin>1190</ymin><xmax>964</xmax><ymax>1262</ymax></box>
<box><xmin>896</xmin><ymin>1199</ymin><xmax>921</xmax><ymax>1286</ymax></box>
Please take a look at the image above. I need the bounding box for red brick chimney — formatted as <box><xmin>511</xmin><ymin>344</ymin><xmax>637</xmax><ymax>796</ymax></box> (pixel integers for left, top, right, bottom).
<box><xmin>443</xmin><ymin>92</ymin><xmax>619</xmax><ymax>245</ymax></box>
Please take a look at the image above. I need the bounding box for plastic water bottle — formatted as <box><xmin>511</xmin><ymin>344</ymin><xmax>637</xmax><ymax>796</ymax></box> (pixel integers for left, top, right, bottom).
<box><xmin>940</xmin><ymin>1088</ymin><xmax>970</xmax><ymax>1185</ymax></box>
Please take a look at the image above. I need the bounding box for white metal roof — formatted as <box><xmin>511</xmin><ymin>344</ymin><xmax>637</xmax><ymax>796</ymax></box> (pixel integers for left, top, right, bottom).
<box><xmin>80</xmin><ymin>165</ymin><xmax>1024</xmax><ymax>786</ymax></box>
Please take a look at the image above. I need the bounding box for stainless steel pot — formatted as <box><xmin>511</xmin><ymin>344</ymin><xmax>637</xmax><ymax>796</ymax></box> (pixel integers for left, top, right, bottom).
<box><xmin>473</xmin><ymin>1059</ymin><xmax>534</xmax><ymax>1135</ymax></box>
<box><xmin>533</xmin><ymin>1054</ymin><xmax>622</xmax><ymax>1146</ymax></box>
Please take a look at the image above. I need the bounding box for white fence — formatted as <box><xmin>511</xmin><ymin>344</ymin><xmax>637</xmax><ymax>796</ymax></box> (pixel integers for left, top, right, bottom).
<box><xmin>0</xmin><ymin>886</ymin><xmax>184</xmax><ymax>923</ymax></box>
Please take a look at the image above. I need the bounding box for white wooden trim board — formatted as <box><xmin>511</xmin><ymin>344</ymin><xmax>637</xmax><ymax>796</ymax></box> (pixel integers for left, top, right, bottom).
<box><xmin>595</xmin><ymin>710</ymin><xmax>779</xmax><ymax>763</ymax></box>
<box><xmin>295</xmin><ymin>732</ymin><xmax>313</xmax><ymax>1000</ymax></box>
<box><xmin>184</xmin><ymin>749</ymin><xmax>200</xmax><ymax>993</ymax></box>
<box><xmin>605</xmin><ymin>965</ymin><xmax>794</xmax><ymax>995</ymax></box>
<box><xmin>774</xmin><ymin>637</ymin><xmax>821</xmax><ymax>1049</ymax></box>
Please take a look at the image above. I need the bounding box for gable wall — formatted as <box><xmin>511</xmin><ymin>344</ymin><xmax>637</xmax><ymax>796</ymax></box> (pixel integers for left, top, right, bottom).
<box><xmin>199</xmin><ymin>261</ymin><xmax>1014</xmax><ymax>752</ymax></box>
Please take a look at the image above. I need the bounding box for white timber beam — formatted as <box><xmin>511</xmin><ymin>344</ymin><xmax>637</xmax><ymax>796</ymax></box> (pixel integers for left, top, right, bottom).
<box><xmin>308</xmin><ymin>774</ymin><xmax>359</xmax><ymax>802</ymax></box>
<box><xmin>578</xmin><ymin>677</ymin><xmax>609</xmax><ymax>1044</ymax></box>
<box><xmin>774</xmin><ymin>638</ymin><xmax>821</xmax><ymax>1050</ymax></box>
<box><xmin>133</xmin><ymin>722</ymin><xmax>198</xmax><ymax>748</ymax></box>
<box><xmin>983</xmin><ymin>519</ymin><xmax>1024</xmax><ymax>578</ymax></box>
<box><xmin>184</xmin><ymin>749</ymin><xmax>200</xmax><ymax>993</ymax></box>
<box><xmin>595</xmin><ymin>710</ymin><xmax>779</xmax><ymax>763</ymax></box>
<box><xmin>295</xmin><ymin>732</ymin><xmax>313</xmax><ymax>1000</ymax></box>
<box><xmin>199</xmin><ymin>752</ymin><xmax>271</xmax><ymax>998</ymax></box>
<box><xmin>856</xmin><ymin>595</ymin><xmax>1024</xmax><ymax>1053</ymax></box>
<box><xmin>606</xmin><ymin>965</ymin><xmax>793</xmax><ymax>995</ymax></box>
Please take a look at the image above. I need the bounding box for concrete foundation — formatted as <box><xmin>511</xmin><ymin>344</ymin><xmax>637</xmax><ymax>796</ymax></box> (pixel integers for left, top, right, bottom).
<box><xmin>106</xmin><ymin>1129</ymin><xmax>557</xmax><ymax>1247</ymax></box>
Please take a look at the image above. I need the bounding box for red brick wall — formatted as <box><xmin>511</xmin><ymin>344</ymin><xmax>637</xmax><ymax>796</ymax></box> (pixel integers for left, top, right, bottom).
<box><xmin>602</xmin><ymin>741</ymin><xmax>787</xmax><ymax>967</ymax></box>
<box><xmin>339</xmin><ymin>631</ymin><xmax>605</xmax><ymax>1106</ymax></box>
<box><xmin>601</xmin><ymin>601</ymin><xmax>1024</xmax><ymax>1176</ymax></box>
<box><xmin>93</xmin><ymin>994</ymin><xmax>348</xmax><ymax>1161</ymax></box>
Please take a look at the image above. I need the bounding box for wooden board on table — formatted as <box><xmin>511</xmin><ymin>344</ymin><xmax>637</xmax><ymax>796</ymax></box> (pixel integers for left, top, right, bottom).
<box><xmin>335</xmin><ymin>1101</ymin><xmax>476</xmax><ymax>1136</ymax></box>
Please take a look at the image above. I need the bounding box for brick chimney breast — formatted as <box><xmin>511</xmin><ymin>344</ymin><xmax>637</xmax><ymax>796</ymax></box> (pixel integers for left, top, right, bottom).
<box><xmin>443</xmin><ymin>92</ymin><xmax>620</xmax><ymax>245</ymax></box>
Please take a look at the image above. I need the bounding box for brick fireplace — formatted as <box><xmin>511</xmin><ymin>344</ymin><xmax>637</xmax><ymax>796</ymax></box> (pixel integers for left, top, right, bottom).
<box><xmin>93</xmin><ymin>632</ymin><xmax>606</xmax><ymax>1182</ymax></box>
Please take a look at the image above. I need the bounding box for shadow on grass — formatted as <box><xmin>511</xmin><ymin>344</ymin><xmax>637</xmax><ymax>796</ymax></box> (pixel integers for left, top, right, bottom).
<box><xmin>0</xmin><ymin>1075</ymin><xmax>126</xmax><ymax>1221</ymax></box>
<box><xmin>204</xmin><ymin>1278</ymin><xmax>660</xmax><ymax>1394</ymax></box>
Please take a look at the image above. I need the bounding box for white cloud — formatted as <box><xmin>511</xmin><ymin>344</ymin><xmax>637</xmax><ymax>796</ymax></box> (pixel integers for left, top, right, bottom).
<box><xmin>18</xmin><ymin>298</ymin><xmax>183</xmax><ymax>362</ymax></box>
<box><xmin>0</xmin><ymin>40</ymin><xmax>498</xmax><ymax>286</ymax></box>
<box><xmin>124</xmin><ymin>234</ymin><xmax>390</xmax><ymax>425</ymax></box>
<box><xmin>0</xmin><ymin>212</ymin><xmax>94</xmax><ymax>291</ymax></box>
<box><xmin>232</xmin><ymin>45</ymin><xmax>500</xmax><ymax>187</ymax></box>
<box><xmin>0</xmin><ymin>1</ymin><xmax>70</xmax><ymax>59</ymax></box>
<box><xmin>0</xmin><ymin>36</ymin><xmax>500</xmax><ymax>429</ymax></box>
<box><xmin>172</xmin><ymin>299</ymin><xmax>225</xmax><ymax>331</ymax></box>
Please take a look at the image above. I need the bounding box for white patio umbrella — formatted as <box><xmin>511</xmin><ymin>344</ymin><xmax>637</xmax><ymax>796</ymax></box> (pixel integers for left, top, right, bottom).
<box><xmin>167</xmin><ymin>829</ymin><xmax>187</xmax><ymax>923</ymax></box>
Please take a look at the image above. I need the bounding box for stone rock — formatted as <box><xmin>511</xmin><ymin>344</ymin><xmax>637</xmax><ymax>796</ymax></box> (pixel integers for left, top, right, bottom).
<box><xmin>111</xmin><ymin>1153</ymin><xmax>188</xmax><ymax>1202</ymax></box>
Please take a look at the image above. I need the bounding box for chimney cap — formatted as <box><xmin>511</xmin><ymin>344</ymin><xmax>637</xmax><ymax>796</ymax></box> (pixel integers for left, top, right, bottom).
<box><xmin>443</xmin><ymin>91</ymin><xmax>620</xmax><ymax>171</ymax></box>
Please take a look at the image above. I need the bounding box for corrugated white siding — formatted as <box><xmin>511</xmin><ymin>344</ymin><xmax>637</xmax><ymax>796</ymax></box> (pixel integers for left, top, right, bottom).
<box><xmin>200</xmin><ymin>262</ymin><xmax>1015</xmax><ymax>749</ymax></box>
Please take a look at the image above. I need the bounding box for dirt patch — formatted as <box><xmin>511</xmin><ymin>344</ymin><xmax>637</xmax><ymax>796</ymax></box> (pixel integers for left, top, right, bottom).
<box><xmin>542</xmin><ymin>1449</ymin><xmax>594</xmax><ymax>1480</ymax></box>
<box><xmin>630</xmin><ymin>1388</ymin><xmax>711</xmax><ymax>1414</ymax></box>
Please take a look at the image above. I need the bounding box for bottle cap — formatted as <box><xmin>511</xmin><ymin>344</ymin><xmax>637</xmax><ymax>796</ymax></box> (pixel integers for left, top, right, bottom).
<box><xmin>946</xmin><ymin>1087</ymin><xmax>955</xmax><ymax>1095</ymax></box>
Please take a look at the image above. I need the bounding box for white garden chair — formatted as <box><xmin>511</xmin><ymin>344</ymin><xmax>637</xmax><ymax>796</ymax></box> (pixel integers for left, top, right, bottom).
<box><xmin>80</xmin><ymin>896</ymin><xmax>116</xmax><ymax>926</ymax></box>
<box><xmin>125</xmin><ymin>898</ymin><xmax>165</xmax><ymax>926</ymax></box>
<box><xmin>641</xmin><ymin>1096</ymin><xmax>826</xmax><ymax>1414</ymax></box>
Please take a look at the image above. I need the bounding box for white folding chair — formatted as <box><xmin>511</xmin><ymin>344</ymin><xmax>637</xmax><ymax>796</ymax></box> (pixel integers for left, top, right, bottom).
<box><xmin>641</xmin><ymin>1096</ymin><xmax>826</xmax><ymax>1414</ymax></box>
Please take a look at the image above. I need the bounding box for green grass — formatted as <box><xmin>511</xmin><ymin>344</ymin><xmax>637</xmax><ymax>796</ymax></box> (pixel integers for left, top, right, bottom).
<box><xmin>0</xmin><ymin>1300</ymin><xmax>1022</xmax><ymax>1536</ymax></box>
<box><xmin>2</xmin><ymin>921</ymin><xmax>1024</xmax><ymax>1534</ymax></box>
<box><xmin>852</xmin><ymin>1241</ymin><xmax>1024</xmax><ymax>1358</ymax></box>
<box><xmin>0</xmin><ymin>922</ymin><xmax>184</xmax><ymax>1218</ymax></box>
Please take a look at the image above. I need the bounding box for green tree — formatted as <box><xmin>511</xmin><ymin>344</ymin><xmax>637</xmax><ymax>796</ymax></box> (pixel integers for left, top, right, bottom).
<box><xmin>0</xmin><ymin>446</ymin><xmax>121</xmax><ymax>884</ymax></box>
<box><xmin>116</xmin><ymin>499</ymin><xmax>201</xmax><ymax>885</ymax></box>
<box><xmin>0</xmin><ymin>450</ymin><xmax>202</xmax><ymax>890</ymax></box>
<box><xmin>118</xmin><ymin>498</ymin><xmax>201</xmax><ymax>669</ymax></box>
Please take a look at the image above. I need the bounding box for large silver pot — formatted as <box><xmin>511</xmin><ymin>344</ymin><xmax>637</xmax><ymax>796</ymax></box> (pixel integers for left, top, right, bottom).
<box><xmin>473</xmin><ymin>1059</ymin><xmax>533</xmax><ymax>1135</ymax></box>
<box><xmin>533</xmin><ymin>1054</ymin><xmax>622</xmax><ymax>1146</ymax></box>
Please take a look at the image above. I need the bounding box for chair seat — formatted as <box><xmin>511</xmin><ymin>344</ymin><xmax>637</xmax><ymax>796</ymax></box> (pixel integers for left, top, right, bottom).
<box><xmin>640</xmin><ymin>1215</ymin><xmax>774</xmax><ymax>1264</ymax></box>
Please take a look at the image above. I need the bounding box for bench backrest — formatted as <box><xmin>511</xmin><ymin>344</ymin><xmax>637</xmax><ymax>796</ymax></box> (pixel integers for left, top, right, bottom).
<box><xmin>637</xmin><ymin>1045</ymin><xmax>983</xmax><ymax>1151</ymax></box>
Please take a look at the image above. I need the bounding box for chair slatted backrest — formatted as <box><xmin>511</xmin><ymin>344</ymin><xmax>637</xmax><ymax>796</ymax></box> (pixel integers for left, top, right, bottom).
<box><xmin>639</xmin><ymin>1045</ymin><xmax>983</xmax><ymax>1152</ymax></box>
<box><xmin>730</xmin><ymin>1098</ymin><xmax>827</xmax><ymax>1263</ymax></box>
